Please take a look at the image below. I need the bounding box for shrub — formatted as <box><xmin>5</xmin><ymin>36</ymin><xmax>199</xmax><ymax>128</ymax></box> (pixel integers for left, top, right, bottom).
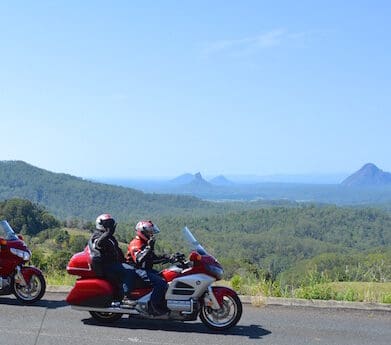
<box><xmin>231</xmin><ymin>275</ymin><xmax>243</xmax><ymax>292</ymax></box>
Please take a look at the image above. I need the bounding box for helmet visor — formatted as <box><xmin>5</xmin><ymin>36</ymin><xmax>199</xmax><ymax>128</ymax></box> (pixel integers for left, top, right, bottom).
<box><xmin>151</xmin><ymin>224</ymin><xmax>160</xmax><ymax>235</ymax></box>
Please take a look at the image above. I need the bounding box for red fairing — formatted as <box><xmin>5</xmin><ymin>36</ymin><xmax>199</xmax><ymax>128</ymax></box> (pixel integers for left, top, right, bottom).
<box><xmin>20</xmin><ymin>266</ymin><xmax>43</xmax><ymax>284</ymax></box>
<box><xmin>161</xmin><ymin>269</ymin><xmax>182</xmax><ymax>282</ymax></box>
<box><xmin>0</xmin><ymin>239</ymin><xmax>29</xmax><ymax>276</ymax></box>
<box><xmin>212</xmin><ymin>286</ymin><xmax>238</xmax><ymax>307</ymax></box>
<box><xmin>66</xmin><ymin>279</ymin><xmax>114</xmax><ymax>305</ymax></box>
<box><xmin>66</xmin><ymin>246</ymin><xmax>97</xmax><ymax>278</ymax></box>
<box><xmin>181</xmin><ymin>253</ymin><xmax>222</xmax><ymax>277</ymax></box>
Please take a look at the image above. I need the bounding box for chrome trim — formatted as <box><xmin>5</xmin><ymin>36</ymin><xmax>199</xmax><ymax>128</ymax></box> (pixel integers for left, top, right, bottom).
<box><xmin>71</xmin><ymin>305</ymin><xmax>137</xmax><ymax>314</ymax></box>
<box><xmin>14</xmin><ymin>266</ymin><xmax>27</xmax><ymax>286</ymax></box>
<box><xmin>181</xmin><ymin>298</ymin><xmax>194</xmax><ymax>315</ymax></box>
<box><xmin>205</xmin><ymin>286</ymin><xmax>220</xmax><ymax>310</ymax></box>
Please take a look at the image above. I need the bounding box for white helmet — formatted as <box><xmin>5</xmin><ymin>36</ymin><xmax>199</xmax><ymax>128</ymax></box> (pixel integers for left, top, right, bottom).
<box><xmin>96</xmin><ymin>213</ymin><xmax>115</xmax><ymax>231</ymax></box>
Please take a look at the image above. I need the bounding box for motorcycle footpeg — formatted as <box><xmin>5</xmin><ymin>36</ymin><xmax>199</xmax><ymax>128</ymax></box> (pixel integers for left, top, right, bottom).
<box><xmin>122</xmin><ymin>299</ymin><xmax>137</xmax><ymax>306</ymax></box>
<box><xmin>111</xmin><ymin>301</ymin><xmax>121</xmax><ymax>308</ymax></box>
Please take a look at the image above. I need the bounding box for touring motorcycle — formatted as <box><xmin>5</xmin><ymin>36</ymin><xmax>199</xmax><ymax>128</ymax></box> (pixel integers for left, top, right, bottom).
<box><xmin>66</xmin><ymin>227</ymin><xmax>242</xmax><ymax>330</ymax></box>
<box><xmin>0</xmin><ymin>220</ymin><xmax>46</xmax><ymax>304</ymax></box>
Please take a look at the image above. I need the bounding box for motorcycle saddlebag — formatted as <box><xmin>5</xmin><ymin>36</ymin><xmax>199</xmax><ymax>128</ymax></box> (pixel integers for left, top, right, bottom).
<box><xmin>66</xmin><ymin>279</ymin><xmax>114</xmax><ymax>307</ymax></box>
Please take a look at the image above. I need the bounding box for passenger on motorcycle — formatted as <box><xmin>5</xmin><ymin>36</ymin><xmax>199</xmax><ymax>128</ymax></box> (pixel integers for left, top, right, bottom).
<box><xmin>127</xmin><ymin>220</ymin><xmax>171</xmax><ymax>315</ymax></box>
<box><xmin>89</xmin><ymin>214</ymin><xmax>137</xmax><ymax>299</ymax></box>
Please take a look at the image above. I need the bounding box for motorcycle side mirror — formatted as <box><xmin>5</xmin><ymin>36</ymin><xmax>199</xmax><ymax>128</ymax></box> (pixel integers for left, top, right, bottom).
<box><xmin>17</xmin><ymin>234</ymin><xmax>24</xmax><ymax>241</ymax></box>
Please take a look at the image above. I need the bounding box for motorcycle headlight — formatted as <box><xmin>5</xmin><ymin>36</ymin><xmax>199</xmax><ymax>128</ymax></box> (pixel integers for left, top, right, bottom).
<box><xmin>10</xmin><ymin>248</ymin><xmax>31</xmax><ymax>261</ymax></box>
<box><xmin>206</xmin><ymin>265</ymin><xmax>224</xmax><ymax>280</ymax></box>
<box><xmin>23</xmin><ymin>250</ymin><xmax>31</xmax><ymax>261</ymax></box>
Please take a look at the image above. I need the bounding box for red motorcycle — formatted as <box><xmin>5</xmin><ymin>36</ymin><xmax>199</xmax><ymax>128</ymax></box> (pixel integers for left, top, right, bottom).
<box><xmin>66</xmin><ymin>227</ymin><xmax>242</xmax><ymax>330</ymax></box>
<box><xmin>0</xmin><ymin>220</ymin><xmax>46</xmax><ymax>304</ymax></box>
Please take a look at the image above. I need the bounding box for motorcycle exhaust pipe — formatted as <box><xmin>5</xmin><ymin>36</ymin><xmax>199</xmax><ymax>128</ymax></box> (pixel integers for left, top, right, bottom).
<box><xmin>71</xmin><ymin>305</ymin><xmax>135</xmax><ymax>314</ymax></box>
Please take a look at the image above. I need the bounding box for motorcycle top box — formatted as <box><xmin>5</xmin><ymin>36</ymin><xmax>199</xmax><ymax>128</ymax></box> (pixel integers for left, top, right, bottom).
<box><xmin>66</xmin><ymin>247</ymin><xmax>97</xmax><ymax>278</ymax></box>
<box><xmin>66</xmin><ymin>226</ymin><xmax>242</xmax><ymax>330</ymax></box>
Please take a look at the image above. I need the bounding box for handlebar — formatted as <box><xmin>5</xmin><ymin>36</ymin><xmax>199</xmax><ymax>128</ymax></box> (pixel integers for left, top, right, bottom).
<box><xmin>170</xmin><ymin>252</ymin><xmax>186</xmax><ymax>264</ymax></box>
<box><xmin>169</xmin><ymin>252</ymin><xmax>190</xmax><ymax>269</ymax></box>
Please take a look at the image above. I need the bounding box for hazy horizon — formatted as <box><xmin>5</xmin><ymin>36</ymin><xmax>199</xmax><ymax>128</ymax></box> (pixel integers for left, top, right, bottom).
<box><xmin>92</xmin><ymin>170</ymin><xmax>350</xmax><ymax>185</ymax></box>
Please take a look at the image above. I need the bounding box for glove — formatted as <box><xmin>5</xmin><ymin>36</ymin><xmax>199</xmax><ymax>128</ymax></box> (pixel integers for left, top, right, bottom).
<box><xmin>107</xmin><ymin>222</ymin><xmax>117</xmax><ymax>235</ymax></box>
<box><xmin>161</xmin><ymin>254</ymin><xmax>171</xmax><ymax>263</ymax></box>
<box><xmin>147</xmin><ymin>237</ymin><xmax>155</xmax><ymax>250</ymax></box>
<box><xmin>169</xmin><ymin>254</ymin><xmax>177</xmax><ymax>264</ymax></box>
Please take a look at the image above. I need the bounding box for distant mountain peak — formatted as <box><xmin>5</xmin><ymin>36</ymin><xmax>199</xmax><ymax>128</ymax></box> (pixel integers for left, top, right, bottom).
<box><xmin>361</xmin><ymin>163</ymin><xmax>380</xmax><ymax>172</ymax></box>
<box><xmin>189</xmin><ymin>172</ymin><xmax>210</xmax><ymax>187</ymax></box>
<box><xmin>341</xmin><ymin>163</ymin><xmax>391</xmax><ymax>186</ymax></box>
<box><xmin>170</xmin><ymin>172</ymin><xmax>211</xmax><ymax>188</ymax></box>
<box><xmin>170</xmin><ymin>173</ymin><xmax>194</xmax><ymax>185</ymax></box>
<box><xmin>209</xmin><ymin>175</ymin><xmax>234</xmax><ymax>186</ymax></box>
<box><xmin>194</xmin><ymin>172</ymin><xmax>203</xmax><ymax>180</ymax></box>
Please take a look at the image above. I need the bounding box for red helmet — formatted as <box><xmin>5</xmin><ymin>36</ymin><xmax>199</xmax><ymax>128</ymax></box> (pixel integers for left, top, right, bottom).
<box><xmin>135</xmin><ymin>220</ymin><xmax>160</xmax><ymax>241</ymax></box>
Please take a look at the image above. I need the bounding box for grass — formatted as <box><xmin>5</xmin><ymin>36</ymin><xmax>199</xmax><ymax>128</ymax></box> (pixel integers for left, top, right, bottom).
<box><xmin>224</xmin><ymin>275</ymin><xmax>391</xmax><ymax>304</ymax></box>
<box><xmin>323</xmin><ymin>282</ymin><xmax>391</xmax><ymax>303</ymax></box>
<box><xmin>290</xmin><ymin>281</ymin><xmax>391</xmax><ymax>303</ymax></box>
<box><xmin>45</xmin><ymin>270</ymin><xmax>391</xmax><ymax>304</ymax></box>
<box><xmin>45</xmin><ymin>271</ymin><xmax>77</xmax><ymax>286</ymax></box>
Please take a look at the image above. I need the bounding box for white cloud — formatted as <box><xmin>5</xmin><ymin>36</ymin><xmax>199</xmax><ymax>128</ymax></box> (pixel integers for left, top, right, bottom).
<box><xmin>202</xmin><ymin>29</ymin><xmax>305</xmax><ymax>59</ymax></box>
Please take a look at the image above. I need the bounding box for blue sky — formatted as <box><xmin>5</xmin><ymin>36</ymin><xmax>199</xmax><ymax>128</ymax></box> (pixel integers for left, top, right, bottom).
<box><xmin>1</xmin><ymin>1</ymin><xmax>390</xmax><ymax>179</ymax></box>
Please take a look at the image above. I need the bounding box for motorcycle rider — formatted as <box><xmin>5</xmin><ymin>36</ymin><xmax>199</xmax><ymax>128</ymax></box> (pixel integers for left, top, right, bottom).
<box><xmin>127</xmin><ymin>220</ymin><xmax>170</xmax><ymax>315</ymax></box>
<box><xmin>89</xmin><ymin>213</ymin><xmax>137</xmax><ymax>299</ymax></box>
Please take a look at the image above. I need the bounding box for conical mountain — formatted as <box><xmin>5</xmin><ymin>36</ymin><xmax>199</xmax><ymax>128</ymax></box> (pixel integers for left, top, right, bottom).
<box><xmin>170</xmin><ymin>173</ymin><xmax>195</xmax><ymax>185</ymax></box>
<box><xmin>209</xmin><ymin>175</ymin><xmax>234</xmax><ymax>186</ymax></box>
<box><xmin>341</xmin><ymin>163</ymin><xmax>391</xmax><ymax>186</ymax></box>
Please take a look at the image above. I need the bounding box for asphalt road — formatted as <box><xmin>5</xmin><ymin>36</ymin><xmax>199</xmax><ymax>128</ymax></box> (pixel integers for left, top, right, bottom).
<box><xmin>0</xmin><ymin>292</ymin><xmax>390</xmax><ymax>345</ymax></box>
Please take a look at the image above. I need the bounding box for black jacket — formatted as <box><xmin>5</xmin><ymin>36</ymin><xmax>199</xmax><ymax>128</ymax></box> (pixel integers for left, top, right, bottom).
<box><xmin>89</xmin><ymin>229</ymin><xmax>125</xmax><ymax>274</ymax></box>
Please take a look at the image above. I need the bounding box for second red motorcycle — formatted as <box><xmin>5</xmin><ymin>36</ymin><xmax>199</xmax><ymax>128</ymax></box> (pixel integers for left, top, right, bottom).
<box><xmin>66</xmin><ymin>226</ymin><xmax>242</xmax><ymax>330</ymax></box>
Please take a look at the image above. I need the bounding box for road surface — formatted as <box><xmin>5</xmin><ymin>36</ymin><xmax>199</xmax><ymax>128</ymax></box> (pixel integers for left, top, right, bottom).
<box><xmin>0</xmin><ymin>293</ymin><xmax>390</xmax><ymax>345</ymax></box>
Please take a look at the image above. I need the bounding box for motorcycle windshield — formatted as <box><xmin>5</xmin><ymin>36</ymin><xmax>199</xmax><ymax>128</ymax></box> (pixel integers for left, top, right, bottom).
<box><xmin>0</xmin><ymin>220</ymin><xmax>19</xmax><ymax>241</ymax></box>
<box><xmin>182</xmin><ymin>226</ymin><xmax>207</xmax><ymax>255</ymax></box>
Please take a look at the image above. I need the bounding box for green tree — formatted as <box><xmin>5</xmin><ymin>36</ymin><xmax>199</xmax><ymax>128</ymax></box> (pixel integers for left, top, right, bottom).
<box><xmin>0</xmin><ymin>198</ymin><xmax>60</xmax><ymax>235</ymax></box>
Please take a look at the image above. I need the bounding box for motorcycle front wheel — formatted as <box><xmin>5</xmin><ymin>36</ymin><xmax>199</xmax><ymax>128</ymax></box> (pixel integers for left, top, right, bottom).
<box><xmin>13</xmin><ymin>273</ymin><xmax>46</xmax><ymax>304</ymax></box>
<box><xmin>89</xmin><ymin>311</ymin><xmax>123</xmax><ymax>323</ymax></box>
<box><xmin>200</xmin><ymin>293</ymin><xmax>242</xmax><ymax>331</ymax></box>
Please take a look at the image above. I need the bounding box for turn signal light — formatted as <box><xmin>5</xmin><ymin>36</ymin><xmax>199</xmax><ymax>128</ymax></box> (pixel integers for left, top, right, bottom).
<box><xmin>0</xmin><ymin>238</ymin><xmax>7</xmax><ymax>245</ymax></box>
<box><xmin>189</xmin><ymin>252</ymin><xmax>202</xmax><ymax>261</ymax></box>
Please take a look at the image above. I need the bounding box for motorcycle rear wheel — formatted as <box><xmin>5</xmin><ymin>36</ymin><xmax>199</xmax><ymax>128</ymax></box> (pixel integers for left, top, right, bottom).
<box><xmin>89</xmin><ymin>311</ymin><xmax>123</xmax><ymax>323</ymax></box>
<box><xmin>13</xmin><ymin>273</ymin><xmax>46</xmax><ymax>304</ymax></box>
<box><xmin>200</xmin><ymin>293</ymin><xmax>242</xmax><ymax>331</ymax></box>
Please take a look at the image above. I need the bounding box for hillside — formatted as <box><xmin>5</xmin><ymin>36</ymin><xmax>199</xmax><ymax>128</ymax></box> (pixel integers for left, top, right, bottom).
<box><xmin>120</xmin><ymin>204</ymin><xmax>391</xmax><ymax>283</ymax></box>
<box><xmin>0</xmin><ymin>161</ymin><xmax>232</xmax><ymax>220</ymax></box>
<box><xmin>342</xmin><ymin>163</ymin><xmax>391</xmax><ymax>186</ymax></box>
<box><xmin>2</xmin><ymin>194</ymin><xmax>390</xmax><ymax>294</ymax></box>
